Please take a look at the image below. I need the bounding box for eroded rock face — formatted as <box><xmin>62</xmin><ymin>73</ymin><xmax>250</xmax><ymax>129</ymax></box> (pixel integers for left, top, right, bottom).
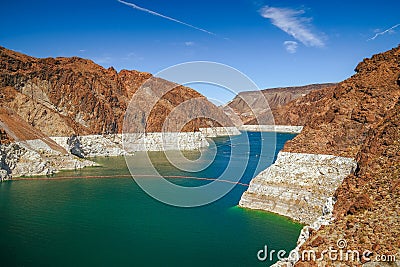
<box><xmin>122</xmin><ymin>132</ymin><xmax>209</xmax><ymax>152</ymax></box>
<box><xmin>271</xmin><ymin>197</ymin><xmax>338</xmax><ymax>267</ymax></box>
<box><xmin>0</xmin><ymin>46</ymin><xmax>233</xmax><ymax>139</ymax></box>
<box><xmin>198</xmin><ymin>126</ymin><xmax>241</xmax><ymax>137</ymax></box>
<box><xmin>0</xmin><ymin>46</ymin><xmax>237</xmax><ymax>178</ymax></box>
<box><xmin>0</xmin><ymin>128</ymin><xmax>13</xmax><ymax>144</ymax></box>
<box><xmin>3</xmin><ymin>142</ymin><xmax>55</xmax><ymax>176</ymax></box>
<box><xmin>238</xmin><ymin>125</ymin><xmax>303</xmax><ymax>133</ymax></box>
<box><xmin>52</xmin><ymin>135</ymin><xmax>128</xmax><ymax>157</ymax></box>
<box><xmin>278</xmin><ymin>47</ymin><xmax>400</xmax><ymax>158</ymax></box>
<box><xmin>225</xmin><ymin>83</ymin><xmax>335</xmax><ymax>124</ymax></box>
<box><xmin>275</xmin><ymin>47</ymin><xmax>400</xmax><ymax>266</ymax></box>
<box><xmin>0</xmin><ymin>141</ymin><xmax>97</xmax><ymax>177</ymax></box>
<box><xmin>239</xmin><ymin>46</ymin><xmax>400</xmax><ymax>267</ymax></box>
<box><xmin>0</xmin><ymin>146</ymin><xmax>10</xmax><ymax>181</ymax></box>
<box><xmin>295</xmin><ymin>100</ymin><xmax>400</xmax><ymax>267</ymax></box>
<box><xmin>67</xmin><ymin>135</ymin><xmax>85</xmax><ymax>158</ymax></box>
<box><xmin>239</xmin><ymin>152</ymin><xmax>357</xmax><ymax>225</ymax></box>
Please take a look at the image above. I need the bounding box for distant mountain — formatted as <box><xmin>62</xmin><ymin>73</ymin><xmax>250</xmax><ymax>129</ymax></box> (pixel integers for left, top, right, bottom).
<box><xmin>225</xmin><ymin>83</ymin><xmax>335</xmax><ymax>125</ymax></box>
<box><xmin>0</xmin><ymin>46</ymin><xmax>233</xmax><ymax>141</ymax></box>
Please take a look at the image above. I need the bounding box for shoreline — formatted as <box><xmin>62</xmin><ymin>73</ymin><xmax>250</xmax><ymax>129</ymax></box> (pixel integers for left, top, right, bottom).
<box><xmin>239</xmin><ymin>151</ymin><xmax>357</xmax><ymax>224</ymax></box>
<box><xmin>238</xmin><ymin>125</ymin><xmax>303</xmax><ymax>134</ymax></box>
<box><xmin>0</xmin><ymin>127</ymin><xmax>241</xmax><ymax>180</ymax></box>
<box><xmin>239</xmin><ymin>151</ymin><xmax>357</xmax><ymax>266</ymax></box>
<box><xmin>237</xmin><ymin>205</ymin><xmax>306</xmax><ymax>226</ymax></box>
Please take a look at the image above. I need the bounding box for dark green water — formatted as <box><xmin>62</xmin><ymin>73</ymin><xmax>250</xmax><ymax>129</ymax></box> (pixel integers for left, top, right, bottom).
<box><xmin>0</xmin><ymin>132</ymin><xmax>302</xmax><ymax>266</ymax></box>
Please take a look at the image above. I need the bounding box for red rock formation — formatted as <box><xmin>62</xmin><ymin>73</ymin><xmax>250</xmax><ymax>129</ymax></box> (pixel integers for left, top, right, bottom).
<box><xmin>282</xmin><ymin>46</ymin><xmax>400</xmax><ymax>157</ymax></box>
<box><xmin>247</xmin><ymin>85</ymin><xmax>336</xmax><ymax>126</ymax></box>
<box><xmin>226</xmin><ymin>83</ymin><xmax>335</xmax><ymax>124</ymax></box>
<box><xmin>289</xmin><ymin>46</ymin><xmax>400</xmax><ymax>266</ymax></box>
<box><xmin>0</xmin><ymin>46</ymin><xmax>233</xmax><ymax>140</ymax></box>
<box><xmin>0</xmin><ymin>105</ymin><xmax>66</xmax><ymax>153</ymax></box>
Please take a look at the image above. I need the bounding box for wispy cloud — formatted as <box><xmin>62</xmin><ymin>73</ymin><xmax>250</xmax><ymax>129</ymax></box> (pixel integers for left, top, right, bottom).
<box><xmin>283</xmin><ymin>41</ymin><xmax>298</xmax><ymax>53</ymax></box>
<box><xmin>260</xmin><ymin>6</ymin><xmax>324</xmax><ymax>48</ymax></box>
<box><xmin>117</xmin><ymin>0</ymin><xmax>216</xmax><ymax>36</ymax></box>
<box><xmin>94</xmin><ymin>56</ymin><xmax>112</xmax><ymax>65</ymax></box>
<box><xmin>184</xmin><ymin>41</ymin><xmax>195</xmax><ymax>46</ymax></box>
<box><xmin>122</xmin><ymin>52</ymin><xmax>144</xmax><ymax>61</ymax></box>
<box><xmin>368</xmin><ymin>23</ymin><xmax>400</xmax><ymax>41</ymax></box>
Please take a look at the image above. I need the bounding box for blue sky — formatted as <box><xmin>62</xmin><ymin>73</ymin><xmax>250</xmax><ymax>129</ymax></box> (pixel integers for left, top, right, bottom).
<box><xmin>1</xmin><ymin>0</ymin><xmax>399</xmax><ymax>103</ymax></box>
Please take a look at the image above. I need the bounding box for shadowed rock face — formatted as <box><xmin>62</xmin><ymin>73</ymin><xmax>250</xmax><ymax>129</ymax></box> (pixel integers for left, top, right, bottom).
<box><xmin>285</xmin><ymin>46</ymin><xmax>400</xmax><ymax>266</ymax></box>
<box><xmin>225</xmin><ymin>83</ymin><xmax>335</xmax><ymax>125</ymax></box>
<box><xmin>0</xmin><ymin>46</ymin><xmax>233</xmax><ymax>140</ymax></box>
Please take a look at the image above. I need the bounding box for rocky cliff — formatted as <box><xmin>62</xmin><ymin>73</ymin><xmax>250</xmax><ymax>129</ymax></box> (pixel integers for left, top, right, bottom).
<box><xmin>292</xmin><ymin>46</ymin><xmax>400</xmax><ymax>267</ymax></box>
<box><xmin>0</xmin><ymin>46</ymin><xmax>236</xmax><ymax>178</ymax></box>
<box><xmin>225</xmin><ymin>83</ymin><xmax>335</xmax><ymax>124</ymax></box>
<box><xmin>251</xmin><ymin>46</ymin><xmax>400</xmax><ymax>266</ymax></box>
<box><xmin>281</xmin><ymin>47</ymin><xmax>400</xmax><ymax>158</ymax></box>
<box><xmin>0</xmin><ymin>46</ymin><xmax>233</xmax><ymax>138</ymax></box>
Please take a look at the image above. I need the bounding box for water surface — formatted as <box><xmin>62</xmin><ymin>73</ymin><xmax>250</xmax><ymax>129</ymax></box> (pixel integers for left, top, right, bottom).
<box><xmin>0</xmin><ymin>132</ymin><xmax>302</xmax><ymax>266</ymax></box>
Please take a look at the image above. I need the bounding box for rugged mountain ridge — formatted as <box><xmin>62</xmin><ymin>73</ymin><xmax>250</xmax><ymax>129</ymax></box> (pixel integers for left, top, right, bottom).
<box><xmin>282</xmin><ymin>46</ymin><xmax>400</xmax><ymax>157</ymax></box>
<box><xmin>274</xmin><ymin>46</ymin><xmax>400</xmax><ymax>266</ymax></box>
<box><xmin>0</xmin><ymin>46</ymin><xmax>232</xmax><ymax>141</ymax></box>
<box><xmin>226</xmin><ymin>83</ymin><xmax>335</xmax><ymax>124</ymax></box>
<box><xmin>0</xmin><ymin>46</ymin><xmax>236</xmax><ymax>179</ymax></box>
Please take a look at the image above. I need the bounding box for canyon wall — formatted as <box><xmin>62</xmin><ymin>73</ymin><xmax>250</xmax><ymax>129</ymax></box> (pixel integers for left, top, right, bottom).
<box><xmin>225</xmin><ymin>83</ymin><xmax>335</xmax><ymax>124</ymax></box>
<box><xmin>240</xmin><ymin>46</ymin><xmax>400</xmax><ymax>266</ymax></box>
<box><xmin>0</xmin><ymin>46</ymin><xmax>233</xmax><ymax>138</ymax></box>
<box><xmin>0</xmin><ymin>46</ymin><xmax>240</xmax><ymax>178</ymax></box>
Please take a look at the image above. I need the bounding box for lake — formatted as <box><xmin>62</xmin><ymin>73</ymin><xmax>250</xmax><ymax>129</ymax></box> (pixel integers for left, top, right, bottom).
<box><xmin>0</xmin><ymin>132</ymin><xmax>302</xmax><ymax>266</ymax></box>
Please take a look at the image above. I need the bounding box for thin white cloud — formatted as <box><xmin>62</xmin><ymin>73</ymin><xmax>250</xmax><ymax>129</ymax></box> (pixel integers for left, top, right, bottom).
<box><xmin>94</xmin><ymin>56</ymin><xmax>112</xmax><ymax>64</ymax></box>
<box><xmin>283</xmin><ymin>41</ymin><xmax>298</xmax><ymax>53</ymax></box>
<box><xmin>122</xmin><ymin>52</ymin><xmax>143</xmax><ymax>61</ymax></box>
<box><xmin>260</xmin><ymin>6</ymin><xmax>324</xmax><ymax>47</ymax></box>
<box><xmin>117</xmin><ymin>0</ymin><xmax>216</xmax><ymax>36</ymax></box>
<box><xmin>184</xmin><ymin>41</ymin><xmax>195</xmax><ymax>46</ymax></box>
<box><xmin>368</xmin><ymin>23</ymin><xmax>400</xmax><ymax>41</ymax></box>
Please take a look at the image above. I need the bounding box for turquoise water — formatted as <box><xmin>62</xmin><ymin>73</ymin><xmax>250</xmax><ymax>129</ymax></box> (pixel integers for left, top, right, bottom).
<box><xmin>0</xmin><ymin>132</ymin><xmax>302</xmax><ymax>266</ymax></box>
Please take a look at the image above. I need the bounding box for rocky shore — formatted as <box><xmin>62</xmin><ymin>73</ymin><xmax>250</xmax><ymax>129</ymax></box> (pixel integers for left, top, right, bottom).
<box><xmin>270</xmin><ymin>197</ymin><xmax>338</xmax><ymax>267</ymax></box>
<box><xmin>0</xmin><ymin>127</ymin><xmax>241</xmax><ymax>179</ymax></box>
<box><xmin>199</xmin><ymin>126</ymin><xmax>241</xmax><ymax>137</ymax></box>
<box><xmin>0</xmin><ymin>140</ymin><xmax>97</xmax><ymax>181</ymax></box>
<box><xmin>239</xmin><ymin>151</ymin><xmax>357</xmax><ymax>225</ymax></box>
<box><xmin>238</xmin><ymin>125</ymin><xmax>303</xmax><ymax>134</ymax></box>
